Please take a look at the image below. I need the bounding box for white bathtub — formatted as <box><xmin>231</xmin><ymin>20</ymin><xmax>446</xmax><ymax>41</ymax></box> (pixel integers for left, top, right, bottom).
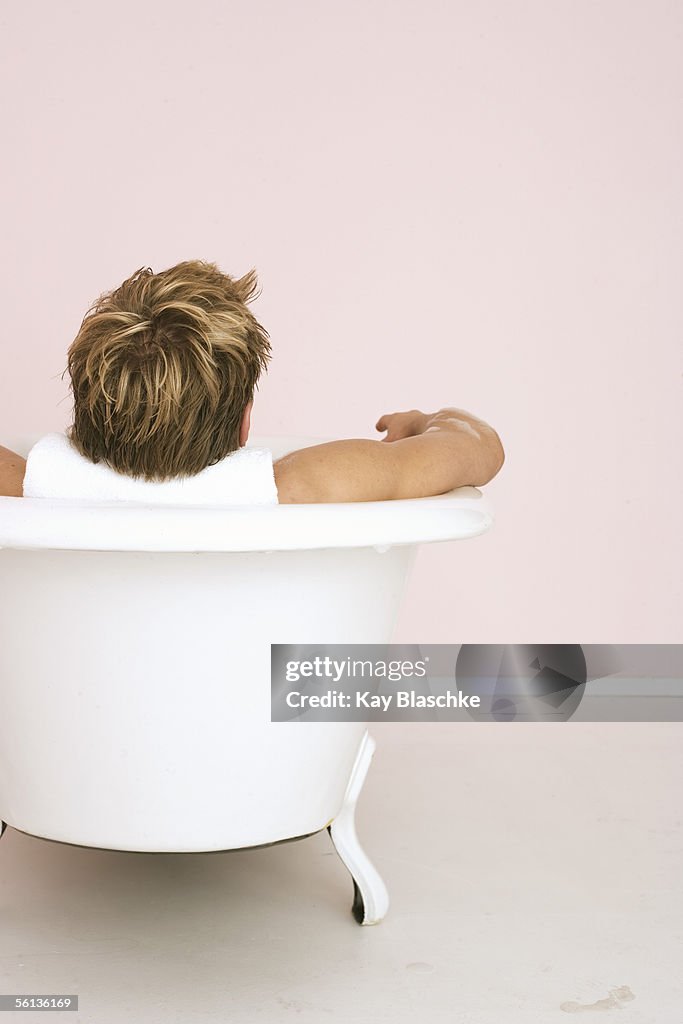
<box><xmin>0</xmin><ymin>435</ymin><xmax>493</xmax><ymax>924</ymax></box>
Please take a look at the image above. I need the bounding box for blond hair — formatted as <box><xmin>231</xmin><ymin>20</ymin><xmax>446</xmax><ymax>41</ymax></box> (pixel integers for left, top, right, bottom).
<box><xmin>64</xmin><ymin>259</ymin><xmax>271</xmax><ymax>481</ymax></box>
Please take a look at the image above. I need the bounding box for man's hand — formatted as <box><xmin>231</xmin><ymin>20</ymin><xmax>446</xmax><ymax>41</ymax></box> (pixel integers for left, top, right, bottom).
<box><xmin>375</xmin><ymin>410</ymin><xmax>429</xmax><ymax>442</ymax></box>
<box><xmin>376</xmin><ymin>407</ymin><xmax>503</xmax><ymax>453</ymax></box>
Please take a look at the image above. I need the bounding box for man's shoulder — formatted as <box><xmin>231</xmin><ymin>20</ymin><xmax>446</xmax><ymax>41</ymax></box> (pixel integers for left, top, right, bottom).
<box><xmin>0</xmin><ymin>446</ymin><xmax>27</xmax><ymax>498</ymax></box>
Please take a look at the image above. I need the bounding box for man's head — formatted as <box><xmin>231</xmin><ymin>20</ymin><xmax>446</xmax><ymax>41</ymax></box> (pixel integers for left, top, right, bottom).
<box><xmin>64</xmin><ymin>259</ymin><xmax>271</xmax><ymax>481</ymax></box>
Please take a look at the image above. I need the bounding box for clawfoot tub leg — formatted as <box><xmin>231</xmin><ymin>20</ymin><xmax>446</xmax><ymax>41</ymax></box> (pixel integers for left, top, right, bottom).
<box><xmin>327</xmin><ymin>732</ymin><xmax>389</xmax><ymax>926</ymax></box>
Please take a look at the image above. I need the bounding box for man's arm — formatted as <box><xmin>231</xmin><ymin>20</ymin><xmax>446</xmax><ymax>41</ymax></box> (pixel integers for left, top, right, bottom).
<box><xmin>273</xmin><ymin>407</ymin><xmax>504</xmax><ymax>503</ymax></box>
<box><xmin>0</xmin><ymin>445</ymin><xmax>26</xmax><ymax>497</ymax></box>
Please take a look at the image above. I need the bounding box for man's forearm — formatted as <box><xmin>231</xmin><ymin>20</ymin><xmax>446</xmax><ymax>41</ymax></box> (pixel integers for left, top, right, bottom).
<box><xmin>378</xmin><ymin>407</ymin><xmax>505</xmax><ymax>489</ymax></box>
<box><xmin>427</xmin><ymin>409</ymin><xmax>504</xmax><ymax>470</ymax></box>
<box><xmin>421</xmin><ymin>408</ymin><xmax>505</xmax><ymax>486</ymax></box>
<box><xmin>397</xmin><ymin>407</ymin><xmax>505</xmax><ymax>487</ymax></box>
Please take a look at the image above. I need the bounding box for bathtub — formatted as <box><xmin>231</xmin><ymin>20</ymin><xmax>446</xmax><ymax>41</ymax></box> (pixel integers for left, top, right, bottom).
<box><xmin>0</xmin><ymin>435</ymin><xmax>494</xmax><ymax>924</ymax></box>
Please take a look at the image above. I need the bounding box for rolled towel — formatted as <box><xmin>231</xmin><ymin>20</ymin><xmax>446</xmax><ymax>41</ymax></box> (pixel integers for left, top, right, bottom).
<box><xmin>23</xmin><ymin>432</ymin><xmax>279</xmax><ymax>506</ymax></box>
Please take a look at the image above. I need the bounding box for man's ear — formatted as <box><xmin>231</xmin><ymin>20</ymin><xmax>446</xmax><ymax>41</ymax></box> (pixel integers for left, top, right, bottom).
<box><xmin>239</xmin><ymin>400</ymin><xmax>253</xmax><ymax>447</ymax></box>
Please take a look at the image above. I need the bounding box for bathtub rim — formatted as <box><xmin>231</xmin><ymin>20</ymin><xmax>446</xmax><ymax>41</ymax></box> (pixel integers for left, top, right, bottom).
<box><xmin>0</xmin><ymin>488</ymin><xmax>493</xmax><ymax>552</ymax></box>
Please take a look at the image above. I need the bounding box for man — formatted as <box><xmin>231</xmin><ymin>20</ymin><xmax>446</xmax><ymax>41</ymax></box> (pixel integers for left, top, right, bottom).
<box><xmin>0</xmin><ymin>260</ymin><xmax>504</xmax><ymax>501</ymax></box>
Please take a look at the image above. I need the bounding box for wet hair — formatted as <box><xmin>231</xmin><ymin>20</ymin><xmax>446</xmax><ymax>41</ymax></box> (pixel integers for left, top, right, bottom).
<box><xmin>64</xmin><ymin>259</ymin><xmax>271</xmax><ymax>480</ymax></box>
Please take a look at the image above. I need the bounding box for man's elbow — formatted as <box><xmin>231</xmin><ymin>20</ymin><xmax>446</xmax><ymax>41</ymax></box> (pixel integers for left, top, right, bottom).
<box><xmin>476</xmin><ymin>430</ymin><xmax>505</xmax><ymax>486</ymax></box>
<box><xmin>491</xmin><ymin>430</ymin><xmax>505</xmax><ymax>477</ymax></box>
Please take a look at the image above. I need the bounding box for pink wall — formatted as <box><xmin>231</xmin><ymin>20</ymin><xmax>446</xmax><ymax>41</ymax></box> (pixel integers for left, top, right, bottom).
<box><xmin>1</xmin><ymin>1</ymin><xmax>681</xmax><ymax>640</ymax></box>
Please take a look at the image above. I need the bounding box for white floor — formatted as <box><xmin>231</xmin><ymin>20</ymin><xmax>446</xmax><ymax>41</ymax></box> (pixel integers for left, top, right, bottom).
<box><xmin>1</xmin><ymin>723</ymin><xmax>681</xmax><ymax>1023</ymax></box>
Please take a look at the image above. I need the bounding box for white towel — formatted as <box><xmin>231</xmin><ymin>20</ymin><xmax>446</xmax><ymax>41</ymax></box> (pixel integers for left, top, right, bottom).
<box><xmin>23</xmin><ymin>432</ymin><xmax>279</xmax><ymax>506</ymax></box>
